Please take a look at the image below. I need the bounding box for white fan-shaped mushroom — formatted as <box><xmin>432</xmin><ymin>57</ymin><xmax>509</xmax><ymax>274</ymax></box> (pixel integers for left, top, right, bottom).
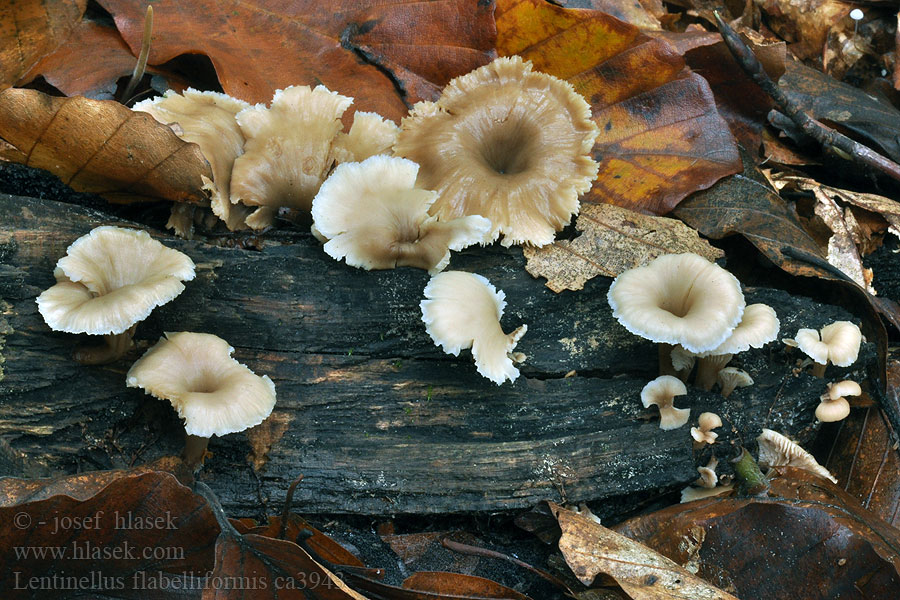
<box><xmin>420</xmin><ymin>271</ymin><xmax>526</xmax><ymax>385</ymax></box>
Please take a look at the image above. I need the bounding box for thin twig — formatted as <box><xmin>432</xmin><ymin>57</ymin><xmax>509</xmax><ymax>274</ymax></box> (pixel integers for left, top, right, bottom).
<box><xmin>278</xmin><ymin>473</ymin><xmax>304</xmax><ymax>540</ymax></box>
<box><xmin>441</xmin><ymin>537</ymin><xmax>577</xmax><ymax>597</ymax></box>
<box><xmin>121</xmin><ymin>5</ymin><xmax>153</xmax><ymax>104</ymax></box>
<box><xmin>713</xmin><ymin>11</ymin><xmax>900</xmax><ymax>183</ymax></box>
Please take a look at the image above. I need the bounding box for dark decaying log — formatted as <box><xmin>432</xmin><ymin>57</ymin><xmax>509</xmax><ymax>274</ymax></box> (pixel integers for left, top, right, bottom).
<box><xmin>0</xmin><ymin>194</ymin><xmax>873</xmax><ymax>515</ymax></box>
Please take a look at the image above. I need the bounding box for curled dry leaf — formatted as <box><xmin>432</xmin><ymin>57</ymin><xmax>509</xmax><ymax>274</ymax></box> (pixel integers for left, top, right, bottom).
<box><xmin>0</xmin><ymin>88</ymin><xmax>211</xmax><ymax>204</ymax></box>
<box><xmin>550</xmin><ymin>502</ymin><xmax>738</xmax><ymax>599</ymax></box>
<box><xmin>810</xmin><ymin>185</ymin><xmax>876</xmax><ymax>294</ymax></box>
<box><xmin>0</xmin><ymin>0</ymin><xmax>86</xmax><ymax>89</ymax></box>
<box><xmin>0</xmin><ymin>468</ymin><xmax>218</xmax><ymax>598</ymax></box>
<box><xmin>523</xmin><ymin>203</ymin><xmax>723</xmax><ymax>292</ymax></box>
<box><xmin>97</xmin><ymin>0</ymin><xmax>496</xmax><ymax>122</ymax></box>
<box><xmin>614</xmin><ymin>467</ymin><xmax>900</xmax><ymax>599</ymax></box>
<box><xmin>496</xmin><ymin>0</ymin><xmax>741</xmax><ymax>216</ymax></box>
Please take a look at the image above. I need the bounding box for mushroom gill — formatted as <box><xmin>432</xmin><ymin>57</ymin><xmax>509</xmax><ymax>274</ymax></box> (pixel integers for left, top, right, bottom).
<box><xmin>394</xmin><ymin>56</ymin><xmax>599</xmax><ymax>247</ymax></box>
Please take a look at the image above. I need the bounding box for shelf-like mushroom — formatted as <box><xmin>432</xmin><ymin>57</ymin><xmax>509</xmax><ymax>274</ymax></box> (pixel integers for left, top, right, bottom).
<box><xmin>311</xmin><ymin>156</ymin><xmax>491</xmax><ymax>274</ymax></box>
<box><xmin>757</xmin><ymin>428</ymin><xmax>837</xmax><ymax>483</ymax></box>
<box><xmin>36</xmin><ymin>226</ymin><xmax>195</xmax><ymax>364</ymax></box>
<box><xmin>420</xmin><ymin>271</ymin><xmax>527</xmax><ymax>385</ymax></box>
<box><xmin>394</xmin><ymin>56</ymin><xmax>599</xmax><ymax>247</ymax></box>
<box><xmin>126</xmin><ymin>332</ymin><xmax>276</xmax><ymax>468</ymax></box>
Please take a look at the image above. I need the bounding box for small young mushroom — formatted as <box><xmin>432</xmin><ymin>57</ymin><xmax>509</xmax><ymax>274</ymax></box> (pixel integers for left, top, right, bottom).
<box><xmin>793</xmin><ymin>321</ymin><xmax>862</xmax><ymax>377</ymax></box>
<box><xmin>815</xmin><ymin>379</ymin><xmax>861</xmax><ymax>422</ymax></box>
<box><xmin>691</xmin><ymin>412</ymin><xmax>722</xmax><ymax>446</ymax></box>
<box><xmin>311</xmin><ymin>155</ymin><xmax>491</xmax><ymax>274</ymax></box>
<box><xmin>681</xmin><ymin>456</ymin><xmax>734</xmax><ymax>502</ymax></box>
<box><xmin>757</xmin><ymin>428</ymin><xmax>837</xmax><ymax>483</ymax></box>
<box><xmin>641</xmin><ymin>375</ymin><xmax>690</xmax><ymax>430</ymax></box>
<box><xmin>420</xmin><ymin>271</ymin><xmax>527</xmax><ymax>385</ymax></box>
<box><xmin>717</xmin><ymin>367</ymin><xmax>754</xmax><ymax>398</ymax></box>
<box><xmin>670</xmin><ymin>345</ymin><xmax>696</xmax><ymax>381</ymax></box>
<box><xmin>696</xmin><ymin>455</ymin><xmax>720</xmax><ymax>488</ymax></box>
<box><xmin>36</xmin><ymin>226</ymin><xmax>195</xmax><ymax>364</ymax></box>
<box><xmin>126</xmin><ymin>332</ymin><xmax>276</xmax><ymax>469</ymax></box>
<box><xmin>394</xmin><ymin>55</ymin><xmax>599</xmax><ymax>247</ymax></box>
<box><xmin>694</xmin><ymin>303</ymin><xmax>779</xmax><ymax>390</ymax></box>
<box><xmin>608</xmin><ymin>253</ymin><xmax>745</xmax><ymax>376</ymax></box>
<box><xmin>230</xmin><ymin>85</ymin><xmax>353</xmax><ymax>229</ymax></box>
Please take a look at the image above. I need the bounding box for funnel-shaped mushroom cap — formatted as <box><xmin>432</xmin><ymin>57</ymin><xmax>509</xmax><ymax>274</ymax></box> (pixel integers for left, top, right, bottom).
<box><xmin>420</xmin><ymin>271</ymin><xmax>527</xmax><ymax>385</ymax></box>
<box><xmin>394</xmin><ymin>56</ymin><xmax>599</xmax><ymax>247</ymax></box>
<box><xmin>795</xmin><ymin>321</ymin><xmax>862</xmax><ymax>367</ymax></box>
<box><xmin>312</xmin><ymin>156</ymin><xmax>491</xmax><ymax>274</ymax></box>
<box><xmin>36</xmin><ymin>226</ymin><xmax>195</xmax><ymax>335</ymax></box>
<box><xmin>126</xmin><ymin>332</ymin><xmax>276</xmax><ymax>438</ymax></box>
<box><xmin>608</xmin><ymin>253</ymin><xmax>745</xmax><ymax>353</ymax></box>
<box><xmin>641</xmin><ymin>375</ymin><xmax>690</xmax><ymax>430</ymax></box>
<box><xmin>231</xmin><ymin>85</ymin><xmax>353</xmax><ymax>229</ymax></box>
<box><xmin>133</xmin><ymin>89</ymin><xmax>251</xmax><ymax>230</ymax></box>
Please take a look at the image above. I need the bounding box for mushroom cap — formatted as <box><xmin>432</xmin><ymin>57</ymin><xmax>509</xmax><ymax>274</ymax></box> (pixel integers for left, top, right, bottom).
<box><xmin>420</xmin><ymin>271</ymin><xmax>527</xmax><ymax>385</ymax></box>
<box><xmin>698</xmin><ymin>411</ymin><xmax>723</xmax><ymax>431</ymax></box>
<box><xmin>696</xmin><ymin>456</ymin><xmax>719</xmax><ymax>488</ymax></box>
<box><xmin>311</xmin><ymin>155</ymin><xmax>491</xmax><ymax>274</ymax></box>
<box><xmin>701</xmin><ymin>303</ymin><xmax>779</xmax><ymax>356</ymax></box>
<box><xmin>826</xmin><ymin>379</ymin><xmax>862</xmax><ymax>400</ymax></box>
<box><xmin>394</xmin><ymin>56</ymin><xmax>599</xmax><ymax>247</ymax></box>
<box><xmin>717</xmin><ymin>367</ymin><xmax>753</xmax><ymax>394</ymax></box>
<box><xmin>795</xmin><ymin>321</ymin><xmax>862</xmax><ymax>367</ymax></box>
<box><xmin>36</xmin><ymin>226</ymin><xmax>195</xmax><ymax>335</ymax></box>
<box><xmin>133</xmin><ymin>89</ymin><xmax>252</xmax><ymax>230</ymax></box>
<box><xmin>230</xmin><ymin>85</ymin><xmax>353</xmax><ymax>228</ymax></box>
<box><xmin>608</xmin><ymin>253</ymin><xmax>746</xmax><ymax>353</ymax></box>
<box><xmin>757</xmin><ymin>428</ymin><xmax>836</xmax><ymax>483</ymax></box>
<box><xmin>126</xmin><ymin>332</ymin><xmax>276</xmax><ymax>438</ymax></box>
<box><xmin>640</xmin><ymin>375</ymin><xmax>690</xmax><ymax>430</ymax></box>
<box><xmin>815</xmin><ymin>396</ymin><xmax>851</xmax><ymax>422</ymax></box>
<box><xmin>332</xmin><ymin>111</ymin><xmax>399</xmax><ymax>164</ymax></box>
<box><xmin>820</xmin><ymin>321</ymin><xmax>862</xmax><ymax>367</ymax></box>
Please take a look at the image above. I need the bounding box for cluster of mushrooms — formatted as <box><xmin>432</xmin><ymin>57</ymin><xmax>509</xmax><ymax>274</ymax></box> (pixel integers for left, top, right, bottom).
<box><xmin>36</xmin><ymin>226</ymin><xmax>276</xmax><ymax>468</ymax></box>
<box><xmin>607</xmin><ymin>252</ymin><xmax>865</xmax><ymax>500</ymax></box>
<box><xmin>33</xmin><ymin>54</ymin><xmax>866</xmax><ymax>494</ymax></box>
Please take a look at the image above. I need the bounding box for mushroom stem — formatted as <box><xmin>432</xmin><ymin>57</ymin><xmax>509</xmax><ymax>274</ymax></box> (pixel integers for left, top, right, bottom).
<box><xmin>732</xmin><ymin>447</ymin><xmax>769</xmax><ymax>495</ymax></box>
<box><xmin>658</xmin><ymin>344</ymin><xmax>677</xmax><ymax>377</ymax></box>
<box><xmin>811</xmin><ymin>362</ymin><xmax>827</xmax><ymax>377</ymax></box>
<box><xmin>182</xmin><ymin>434</ymin><xmax>211</xmax><ymax>470</ymax></box>
<box><xmin>695</xmin><ymin>354</ymin><xmax>732</xmax><ymax>390</ymax></box>
<box><xmin>74</xmin><ymin>325</ymin><xmax>137</xmax><ymax>365</ymax></box>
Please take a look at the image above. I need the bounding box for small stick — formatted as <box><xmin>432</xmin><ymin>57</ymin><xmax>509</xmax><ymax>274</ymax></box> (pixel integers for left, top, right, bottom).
<box><xmin>713</xmin><ymin>11</ymin><xmax>900</xmax><ymax>184</ymax></box>
<box><xmin>121</xmin><ymin>5</ymin><xmax>154</xmax><ymax>104</ymax></box>
<box><xmin>441</xmin><ymin>537</ymin><xmax>577</xmax><ymax>596</ymax></box>
<box><xmin>278</xmin><ymin>473</ymin><xmax>304</xmax><ymax>540</ymax></box>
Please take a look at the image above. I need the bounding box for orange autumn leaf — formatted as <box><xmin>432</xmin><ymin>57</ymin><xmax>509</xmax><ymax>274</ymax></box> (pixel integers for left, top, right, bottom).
<box><xmin>0</xmin><ymin>88</ymin><xmax>211</xmax><ymax>204</ymax></box>
<box><xmin>496</xmin><ymin>0</ymin><xmax>741</xmax><ymax>215</ymax></box>
<box><xmin>96</xmin><ymin>0</ymin><xmax>496</xmax><ymax>123</ymax></box>
<box><xmin>0</xmin><ymin>0</ymin><xmax>86</xmax><ymax>90</ymax></box>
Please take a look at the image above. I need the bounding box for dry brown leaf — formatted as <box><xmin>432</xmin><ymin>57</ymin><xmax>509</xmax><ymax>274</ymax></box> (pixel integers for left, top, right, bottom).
<box><xmin>755</xmin><ymin>0</ymin><xmax>853</xmax><ymax>60</ymax></box>
<box><xmin>810</xmin><ymin>186</ymin><xmax>876</xmax><ymax>294</ymax></box>
<box><xmin>524</xmin><ymin>203</ymin><xmax>723</xmax><ymax>292</ymax></box>
<box><xmin>0</xmin><ymin>87</ymin><xmax>211</xmax><ymax>204</ymax></box>
<box><xmin>550</xmin><ymin>502</ymin><xmax>738</xmax><ymax>600</ymax></box>
<box><xmin>98</xmin><ymin>0</ymin><xmax>496</xmax><ymax>123</ymax></box>
<box><xmin>0</xmin><ymin>0</ymin><xmax>86</xmax><ymax>90</ymax></box>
